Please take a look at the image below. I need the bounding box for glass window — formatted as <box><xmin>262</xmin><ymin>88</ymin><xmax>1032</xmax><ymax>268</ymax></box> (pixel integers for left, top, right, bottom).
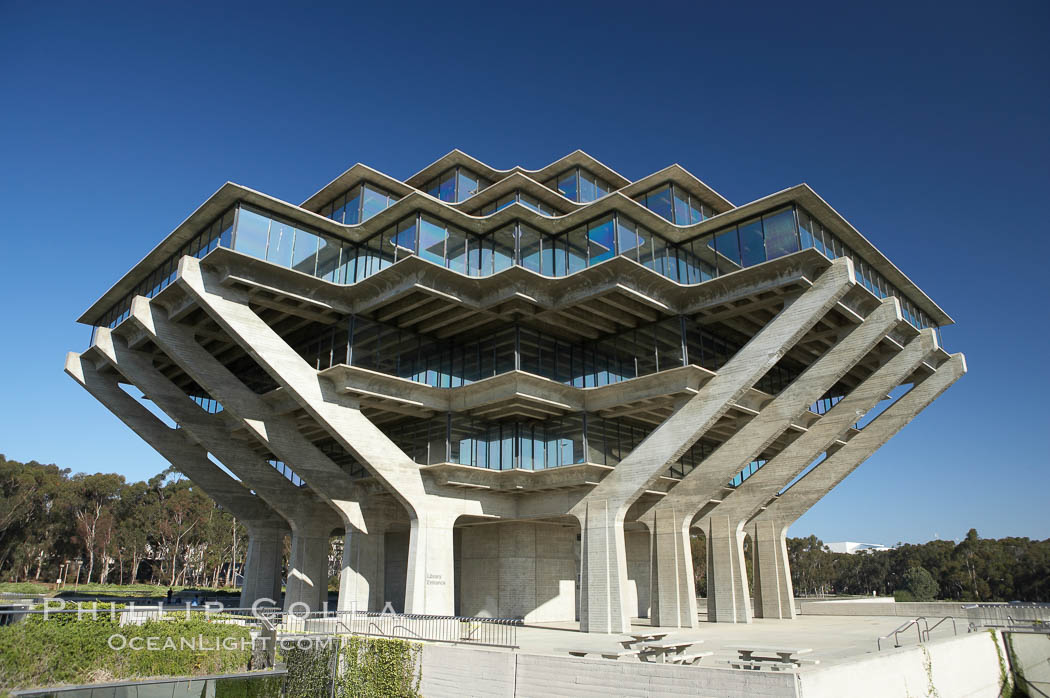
<box><xmin>438</xmin><ymin>173</ymin><xmax>456</xmax><ymax>202</ymax></box>
<box><xmin>290</xmin><ymin>229</ymin><xmax>319</xmax><ymax>275</ymax></box>
<box><xmin>266</xmin><ymin>219</ymin><xmax>295</xmax><ymax>267</ymax></box>
<box><xmin>797</xmin><ymin>208</ymin><xmax>814</xmax><ymax>249</ymax></box>
<box><xmin>519</xmin><ymin>224</ymin><xmax>542</xmax><ymax>273</ymax></box>
<box><xmin>645</xmin><ymin>185</ymin><xmax>673</xmax><ymax>222</ymax></box>
<box><xmin>446</xmin><ymin>226</ymin><xmax>467</xmax><ymax>273</ymax></box>
<box><xmin>233</xmin><ymin>207</ymin><xmax>271</xmax><ymax>260</ymax></box>
<box><xmin>456</xmin><ymin>169</ymin><xmax>480</xmax><ymax>201</ymax></box>
<box><xmin>557</xmin><ymin>171</ymin><xmax>578</xmax><ymax>201</ymax></box>
<box><xmin>587</xmin><ymin>217</ymin><xmax>616</xmax><ymax>264</ymax></box>
<box><xmin>493</xmin><ymin>225</ymin><xmax>515</xmax><ymax>272</ymax></box>
<box><xmin>689</xmin><ymin>198</ymin><xmax>705</xmax><ymax>225</ymax></box>
<box><xmin>418</xmin><ymin>215</ymin><xmax>446</xmax><ymax>265</ymax></box>
<box><xmin>343</xmin><ymin>187</ymin><xmax>362</xmax><ymax>225</ymax></box>
<box><xmin>391</xmin><ymin>217</ymin><xmax>417</xmax><ymax>261</ymax></box>
<box><xmin>673</xmin><ymin>187</ymin><xmax>690</xmax><ymax>225</ymax></box>
<box><xmin>361</xmin><ymin>185</ymin><xmax>389</xmax><ymax>220</ymax></box>
<box><xmin>616</xmin><ymin>216</ymin><xmax>641</xmax><ymax>261</ymax></box>
<box><xmin>567</xmin><ymin>227</ymin><xmax>587</xmax><ymax>273</ymax></box>
<box><xmin>579</xmin><ymin>172</ymin><xmax>597</xmax><ymax>202</ymax></box>
<box><xmin>652</xmin><ymin>235</ymin><xmax>671</xmax><ymax>278</ymax></box>
<box><xmin>738</xmin><ymin>219</ymin><xmax>765</xmax><ymax>267</ymax></box>
<box><xmin>714</xmin><ymin>227</ymin><xmax>741</xmax><ymax>272</ymax></box>
<box><xmin>762</xmin><ymin>208</ymin><xmax>799</xmax><ymax>260</ymax></box>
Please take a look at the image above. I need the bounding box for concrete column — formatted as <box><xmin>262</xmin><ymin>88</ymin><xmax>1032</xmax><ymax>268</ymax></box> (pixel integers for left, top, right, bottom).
<box><xmin>64</xmin><ymin>351</ymin><xmax>290</xmax><ymax>609</ymax></box>
<box><xmin>703</xmin><ymin>516</ymin><xmax>751</xmax><ymax>623</ymax></box>
<box><xmin>339</xmin><ymin>514</ymin><xmax>389</xmax><ymax>613</ymax></box>
<box><xmin>570</xmin><ymin>259</ymin><xmax>855</xmax><ymax>632</ymax></box>
<box><xmin>748</xmin><ymin>519</ymin><xmax>793</xmax><ymax>619</ymax></box>
<box><xmin>404</xmin><ymin>511</ymin><xmax>458</xmax><ymax>616</ymax></box>
<box><xmin>241</xmin><ymin>523</ymin><xmax>285</xmax><ymax>607</ymax></box>
<box><xmin>574</xmin><ymin>501</ymin><xmax>631</xmax><ymax>633</ymax></box>
<box><xmin>286</xmin><ymin>534</ymin><xmax>332</xmax><ymax>611</ymax></box>
<box><xmin>645</xmin><ymin>507</ymin><xmax>696</xmax><ymax>628</ymax></box>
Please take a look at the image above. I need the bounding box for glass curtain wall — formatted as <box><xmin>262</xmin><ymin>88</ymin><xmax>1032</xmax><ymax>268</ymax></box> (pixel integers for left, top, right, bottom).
<box><xmin>635</xmin><ymin>183</ymin><xmax>716</xmax><ymax>225</ymax></box>
<box><xmin>473</xmin><ymin>190</ymin><xmax>558</xmax><ymax>216</ymax></box>
<box><xmin>544</xmin><ymin>167</ymin><xmax>611</xmax><ymax>203</ymax></box>
<box><xmin>423</xmin><ymin>167</ymin><xmax>490</xmax><ymax>203</ymax></box>
<box><xmin>92</xmin><ymin>199</ymin><xmax>938</xmax><ymax>338</ymax></box>
<box><xmin>318</xmin><ymin>182</ymin><xmax>399</xmax><ymax>224</ymax></box>
<box><xmin>299</xmin><ymin>316</ymin><xmax>752</xmax><ymax>390</ymax></box>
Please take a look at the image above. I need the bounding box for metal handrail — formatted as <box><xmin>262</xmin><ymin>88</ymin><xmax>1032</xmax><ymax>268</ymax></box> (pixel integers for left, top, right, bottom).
<box><xmin>922</xmin><ymin>616</ymin><xmax>957</xmax><ymax>641</ymax></box>
<box><xmin>877</xmin><ymin>618</ymin><xmax>923</xmax><ymax>650</ymax></box>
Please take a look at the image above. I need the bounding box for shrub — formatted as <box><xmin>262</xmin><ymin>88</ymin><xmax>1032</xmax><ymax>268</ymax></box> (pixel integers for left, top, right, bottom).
<box><xmin>0</xmin><ymin>609</ymin><xmax>251</xmax><ymax>693</ymax></box>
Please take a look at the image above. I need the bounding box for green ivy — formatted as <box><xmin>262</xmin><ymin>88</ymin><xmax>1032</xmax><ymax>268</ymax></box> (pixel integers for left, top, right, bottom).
<box><xmin>281</xmin><ymin>640</ymin><xmax>338</xmax><ymax>698</ymax></box>
<box><xmin>337</xmin><ymin>637</ymin><xmax>422</xmax><ymax>698</ymax></box>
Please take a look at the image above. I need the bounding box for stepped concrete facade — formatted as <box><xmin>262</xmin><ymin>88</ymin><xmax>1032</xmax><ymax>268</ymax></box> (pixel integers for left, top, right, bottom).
<box><xmin>66</xmin><ymin>150</ymin><xmax>964</xmax><ymax>631</ymax></box>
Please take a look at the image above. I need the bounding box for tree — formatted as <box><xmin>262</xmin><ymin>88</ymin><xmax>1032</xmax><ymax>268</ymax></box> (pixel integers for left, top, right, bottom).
<box><xmin>71</xmin><ymin>473</ymin><xmax>125</xmax><ymax>584</ymax></box>
<box><xmin>900</xmin><ymin>566</ymin><xmax>939</xmax><ymax>602</ymax></box>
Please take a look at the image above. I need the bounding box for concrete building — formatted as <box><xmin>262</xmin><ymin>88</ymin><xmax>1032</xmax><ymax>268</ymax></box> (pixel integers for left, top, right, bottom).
<box><xmin>65</xmin><ymin>150</ymin><xmax>964</xmax><ymax>632</ymax></box>
<box><xmin>826</xmin><ymin>542</ymin><xmax>893</xmax><ymax>554</ymax></box>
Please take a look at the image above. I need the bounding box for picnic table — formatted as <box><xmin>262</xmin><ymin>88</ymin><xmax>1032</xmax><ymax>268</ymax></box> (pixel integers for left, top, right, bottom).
<box><xmin>619</xmin><ymin>632</ymin><xmax>669</xmax><ymax>648</ymax></box>
<box><xmin>729</xmin><ymin>646</ymin><xmax>816</xmax><ymax>671</ymax></box>
<box><xmin>639</xmin><ymin>640</ymin><xmax>709</xmax><ymax>664</ymax></box>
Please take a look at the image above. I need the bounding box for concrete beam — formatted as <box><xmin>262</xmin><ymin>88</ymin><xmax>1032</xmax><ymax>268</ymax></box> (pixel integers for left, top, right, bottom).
<box><xmin>64</xmin><ymin>351</ymin><xmax>287</xmax><ymax>607</ymax></box>
<box><xmin>89</xmin><ymin>329</ymin><xmax>339</xmax><ymax>611</ymax></box>
<box><xmin>644</xmin><ymin>296</ymin><xmax>902</xmax><ymax>626</ymax></box>
<box><xmin>170</xmin><ymin>257</ymin><xmax>501</xmax><ymax>616</ymax></box>
<box><xmin>568</xmin><ymin>258</ymin><xmax>856</xmax><ymax>633</ymax></box>
<box><xmin>748</xmin><ymin>352</ymin><xmax>966</xmax><ymax>617</ymax></box>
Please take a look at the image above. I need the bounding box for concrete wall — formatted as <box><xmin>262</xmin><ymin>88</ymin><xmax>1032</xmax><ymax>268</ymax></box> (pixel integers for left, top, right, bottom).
<box><xmin>419</xmin><ymin>645</ymin><xmax>800</xmax><ymax>698</ymax></box>
<box><xmin>383</xmin><ymin>531</ymin><xmax>408</xmax><ymax>613</ymax></box>
<box><xmin>459</xmin><ymin>522</ymin><xmax>577</xmax><ymax>622</ymax></box>
<box><xmin>1006</xmin><ymin>631</ymin><xmax>1050</xmax><ymax>698</ymax></box>
<box><xmin>798</xmin><ymin>631</ymin><xmax>1008</xmax><ymax>698</ymax></box>
<box><xmin>798</xmin><ymin>599</ymin><xmax>974</xmax><ymax>618</ymax></box>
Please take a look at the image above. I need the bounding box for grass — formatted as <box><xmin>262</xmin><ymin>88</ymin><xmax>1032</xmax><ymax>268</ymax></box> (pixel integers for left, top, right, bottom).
<box><xmin>0</xmin><ymin>582</ymin><xmax>244</xmax><ymax>599</ymax></box>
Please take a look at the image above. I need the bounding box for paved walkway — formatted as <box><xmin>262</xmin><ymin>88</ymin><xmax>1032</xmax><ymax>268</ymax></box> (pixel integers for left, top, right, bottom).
<box><xmin>513</xmin><ymin>614</ymin><xmax>960</xmax><ymax>668</ymax></box>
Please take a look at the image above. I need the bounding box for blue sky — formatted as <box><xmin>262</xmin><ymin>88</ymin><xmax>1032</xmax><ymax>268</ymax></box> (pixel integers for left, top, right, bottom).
<box><xmin>1</xmin><ymin>1</ymin><xmax>1046</xmax><ymax>545</ymax></box>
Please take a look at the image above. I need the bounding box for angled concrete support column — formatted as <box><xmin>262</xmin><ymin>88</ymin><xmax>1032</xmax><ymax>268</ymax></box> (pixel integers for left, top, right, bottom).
<box><xmin>127</xmin><ymin>296</ymin><xmax>396</xmax><ymax>613</ymax></box>
<box><xmin>644</xmin><ymin>292</ymin><xmax>897</xmax><ymax>626</ymax></box>
<box><xmin>703</xmin><ymin>328</ymin><xmax>941</xmax><ymax>618</ymax></box>
<box><xmin>570</xmin><ymin>259</ymin><xmax>854</xmax><ymax>632</ymax></box>
<box><xmin>89</xmin><ymin>328</ymin><xmax>341</xmax><ymax>611</ymax></box>
<box><xmin>169</xmin><ymin>258</ymin><xmax>491</xmax><ymax>617</ymax></box>
<box><xmin>748</xmin><ymin>352</ymin><xmax>967</xmax><ymax>615</ymax></box>
<box><xmin>64</xmin><ymin>351</ymin><xmax>288</xmax><ymax>608</ymax></box>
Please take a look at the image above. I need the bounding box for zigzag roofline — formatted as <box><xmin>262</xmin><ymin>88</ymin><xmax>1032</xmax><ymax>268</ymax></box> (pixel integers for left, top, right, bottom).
<box><xmin>77</xmin><ymin>176</ymin><xmax>953</xmax><ymax>328</ymax></box>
